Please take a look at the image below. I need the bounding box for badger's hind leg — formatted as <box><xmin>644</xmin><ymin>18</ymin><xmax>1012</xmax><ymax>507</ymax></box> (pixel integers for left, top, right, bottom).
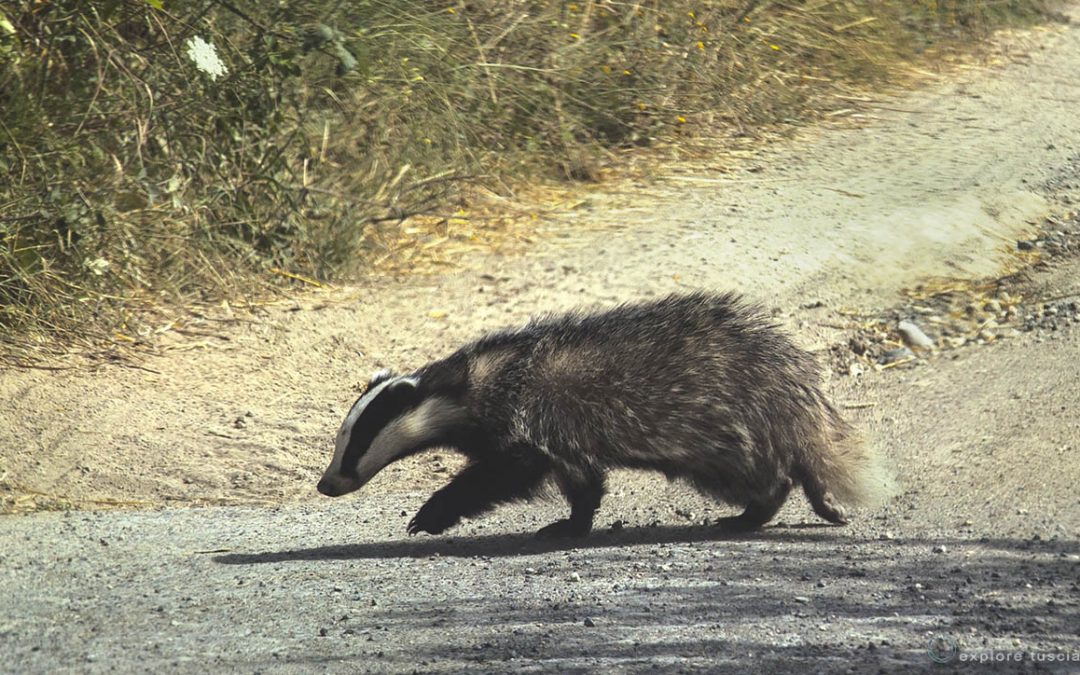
<box><xmin>715</xmin><ymin>477</ymin><xmax>792</xmax><ymax>532</ymax></box>
<box><xmin>407</xmin><ymin>449</ymin><xmax>550</xmax><ymax>535</ymax></box>
<box><xmin>800</xmin><ymin>474</ymin><xmax>848</xmax><ymax>525</ymax></box>
<box><xmin>535</xmin><ymin>467</ymin><xmax>606</xmax><ymax>539</ymax></box>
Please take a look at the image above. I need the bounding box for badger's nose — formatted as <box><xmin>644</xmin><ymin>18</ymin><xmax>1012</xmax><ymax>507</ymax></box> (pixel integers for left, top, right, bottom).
<box><xmin>316</xmin><ymin>477</ymin><xmax>335</xmax><ymax>496</ymax></box>
<box><xmin>317</xmin><ymin>474</ymin><xmax>358</xmax><ymax>497</ymax></box>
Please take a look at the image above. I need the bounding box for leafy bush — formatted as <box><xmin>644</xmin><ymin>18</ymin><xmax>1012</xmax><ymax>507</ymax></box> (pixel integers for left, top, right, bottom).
<box><xmin>0</xmin><ymin>0</ymin><xmax>1050</xmax><ymax>360</ymax></box>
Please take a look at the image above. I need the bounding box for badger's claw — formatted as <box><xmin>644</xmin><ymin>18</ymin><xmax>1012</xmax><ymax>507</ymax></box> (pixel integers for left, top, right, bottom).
<box><xmin>406</xmin><ymin>495</ymin><xmax>459</xmax><ymax>535</ymax></box>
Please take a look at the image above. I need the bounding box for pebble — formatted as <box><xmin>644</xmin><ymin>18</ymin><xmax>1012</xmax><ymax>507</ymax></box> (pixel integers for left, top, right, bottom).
<box><xmin>879</xmin><ymin>347</ymin><xmax>915</xmax><ymax>365</ymax></box>
<box><xmin>897</xmin><ymin>320</ymin><xmax>935</xmax><ymax>350</ymax></box>
<box><xmin>583</xmin><ymin>617</ymin><xmax>596</xmax><ymax>627</ymax></box>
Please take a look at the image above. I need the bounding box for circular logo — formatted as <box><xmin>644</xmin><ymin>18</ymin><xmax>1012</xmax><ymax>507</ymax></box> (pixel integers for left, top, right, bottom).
<box><xmin>927</xmin><ymin>634</ymin><xmax>960</xmax><ymax>664</ymax></box>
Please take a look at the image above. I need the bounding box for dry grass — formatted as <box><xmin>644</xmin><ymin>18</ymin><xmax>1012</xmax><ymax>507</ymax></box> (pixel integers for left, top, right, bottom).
<box><xmin>0</xmin><ymin>0</ymin><xmax>1054</xmax><ymax>365</ymax></box>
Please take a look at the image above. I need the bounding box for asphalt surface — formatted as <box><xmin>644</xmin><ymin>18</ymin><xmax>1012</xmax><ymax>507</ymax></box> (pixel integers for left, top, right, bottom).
<box><xmin>2</xmin><ymin>463</ymin><xmax>1078</xmax><ymax>674</ymax></box>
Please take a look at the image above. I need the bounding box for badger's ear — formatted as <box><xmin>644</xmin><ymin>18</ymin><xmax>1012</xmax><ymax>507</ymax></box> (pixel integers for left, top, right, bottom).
<box><xmin>384</xmin><ymin>376</ymin><xmax>421</xmax><ymax>404</ymax></box>
<box><xmin>365</xmin><ymin>369</ymin><xmax>395</xmax><ymax>392</ymax></box>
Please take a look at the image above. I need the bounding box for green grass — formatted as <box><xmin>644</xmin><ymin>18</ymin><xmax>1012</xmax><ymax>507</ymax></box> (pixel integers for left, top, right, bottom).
<box><xmin>0</xmin><ymin>0</ymin><xmax>1053</xmax><ymax>363</ymax></box>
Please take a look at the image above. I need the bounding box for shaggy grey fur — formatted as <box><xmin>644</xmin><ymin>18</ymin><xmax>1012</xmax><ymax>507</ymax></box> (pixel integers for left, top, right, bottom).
<box><xmin>319</xmin><ymin>291</ymin><xmax>891</xmax><ymax>538</ymax></box>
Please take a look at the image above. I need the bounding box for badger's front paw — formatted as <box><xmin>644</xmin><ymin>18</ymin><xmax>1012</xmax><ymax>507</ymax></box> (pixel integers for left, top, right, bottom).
<box><xmin>406</xmin><ymin>495</ymin><xmax>460</xmax><ymax>535</ymax></box>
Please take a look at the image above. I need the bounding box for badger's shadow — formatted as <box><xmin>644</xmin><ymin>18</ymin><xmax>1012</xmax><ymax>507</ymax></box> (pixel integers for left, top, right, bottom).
<box><xmin>214</xmin><ymin>522</ymin><xmax>841</xmax><ymax>565</ymax></box>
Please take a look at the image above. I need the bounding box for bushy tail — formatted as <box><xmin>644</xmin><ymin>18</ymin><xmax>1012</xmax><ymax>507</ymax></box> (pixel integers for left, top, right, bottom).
<box><xmin>801</xmin><ymin>405</ymin><xmax>895</xmax><ymax>513</ymax></box>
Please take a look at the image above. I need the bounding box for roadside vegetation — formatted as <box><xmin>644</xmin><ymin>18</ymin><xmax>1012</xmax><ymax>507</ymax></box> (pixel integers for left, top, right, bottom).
<box><xmin>0</xmin><ymin>0</ymin><xmax>1052</xmax><ymax>363</ymax></box>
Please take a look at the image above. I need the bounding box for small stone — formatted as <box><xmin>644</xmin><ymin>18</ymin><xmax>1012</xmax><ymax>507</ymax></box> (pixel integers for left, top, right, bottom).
<box><xmin>569</xmin><ymin>572</ymin><xmax>581</xmax><ymax>582</ymax></box>
<box><xmin>879</xmin><ymin>347</ymin><xmax>915</xmax><ymax>365</ymax></box>
<box><xmin>1018</xmin><ymin>240</ymin><xmax>1035</xmax><ymax>251</ymax></box>
<box><xmin>897</xmin><ymin>320</ymin><xmax>935</xmax><ymax>350</ymax></box>
<box><xmin>794</xmin><ymin>596</ymin><xmax>811</xmax><ymax>604</ymax></box>
<box><xmin>583</xmin><ymin>617</ymin><xmax>596</xmax><ymax>627</ymax></box>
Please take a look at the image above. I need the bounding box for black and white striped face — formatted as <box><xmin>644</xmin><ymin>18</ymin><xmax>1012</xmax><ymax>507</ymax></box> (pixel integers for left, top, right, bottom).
<box><xmin>317</xmin><ymin>369</ymin><xmax>467</xmax><ymax>497</ymax></box>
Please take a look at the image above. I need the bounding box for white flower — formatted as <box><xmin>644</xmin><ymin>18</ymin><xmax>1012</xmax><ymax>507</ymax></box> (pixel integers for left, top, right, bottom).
<box><xmin>185</xmin><ymin>35</ymin><xmax>228</xmax><ymax>81</ymax></box>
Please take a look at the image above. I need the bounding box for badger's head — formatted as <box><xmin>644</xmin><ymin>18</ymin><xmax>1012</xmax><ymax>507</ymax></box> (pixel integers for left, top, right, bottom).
<box><xmin>317</xmin><ymin>368</ymin><xmax>466</xmax><ymax>498</ymax></box>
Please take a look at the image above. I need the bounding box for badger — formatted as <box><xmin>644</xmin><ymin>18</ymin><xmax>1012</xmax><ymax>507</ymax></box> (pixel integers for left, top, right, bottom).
<box><xmin>317</xmin><ymin>291</ymin><xmax>891</xmax><ymax>538</ymax></box>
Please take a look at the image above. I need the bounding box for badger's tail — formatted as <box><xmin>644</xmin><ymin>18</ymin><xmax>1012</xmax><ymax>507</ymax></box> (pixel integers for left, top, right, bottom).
<box><xmin>798</xmin><ymin>404</ymin><xmax>895</xmax><ymax>522</ymax></box>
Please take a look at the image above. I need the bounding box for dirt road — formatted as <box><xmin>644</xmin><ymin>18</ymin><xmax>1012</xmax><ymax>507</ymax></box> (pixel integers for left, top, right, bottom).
<box><xmin>2</xmin><ymin>10</ymin><xmax>1080</xmax><ymax>674</ymax></box>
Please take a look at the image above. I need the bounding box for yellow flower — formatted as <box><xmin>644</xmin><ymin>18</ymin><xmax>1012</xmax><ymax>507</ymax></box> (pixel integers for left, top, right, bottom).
<box><xmin>447</xmin><ymin>7</ymin><xmax>454</xmax><ymax>13</ymax></box>
<box><xmin>623</xmin><ymin>69</ymin><xmax>632</xmax><ymax>76</ymax></box>
<box><xmin>770</xmin><ymin>44</ymin><xmax>780</xmax><ymax>51</ymax></box>
<box><xmin>569</xmin><ymin>32</ymin><xmax>580</xmax><ymax>40</ymax></box>
<box><xmin>676</xmin><ymin>115</ymin><xmax>686</xmax><ymax>124</ymax></box>
<box><xmin>696</xmin><ymin>41</ymin><xmax>705</xmax><ymax>50</ymax></box>
<box><xmin>601</xmin><ymin>65</ymin><xmax>612</xmax><ymax>73</ymax></box>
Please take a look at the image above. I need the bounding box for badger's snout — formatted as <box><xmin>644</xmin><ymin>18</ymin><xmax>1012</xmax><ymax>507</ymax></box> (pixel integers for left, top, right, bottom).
<box><xmin>316</xmin><ymin>474</ymin><xmax>361</xmax><ymax>497</ymax></box>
